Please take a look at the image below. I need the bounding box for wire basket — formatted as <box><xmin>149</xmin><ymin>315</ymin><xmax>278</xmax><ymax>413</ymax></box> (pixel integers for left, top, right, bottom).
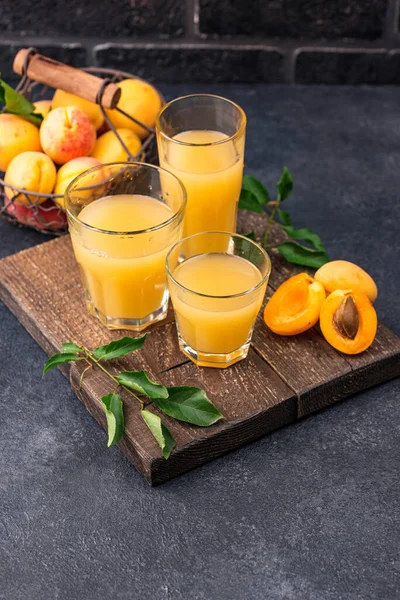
<box><xmin>0</xmin><ymin>48</ymin><xmax>163</xmax><ymax>235</ymax></box>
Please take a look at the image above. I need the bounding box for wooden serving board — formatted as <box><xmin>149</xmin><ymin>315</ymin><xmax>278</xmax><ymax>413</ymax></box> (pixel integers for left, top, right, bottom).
<box><xmin>1</xmin><ymin>215</ymin><xmax>399</xmax><ymax>484</ymax></box>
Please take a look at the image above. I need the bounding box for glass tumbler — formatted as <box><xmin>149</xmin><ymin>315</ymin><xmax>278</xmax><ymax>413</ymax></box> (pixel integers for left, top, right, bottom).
<box><xmin>66</xmin><ymin>162</ymin><xmax>186</xmax><ymax>330</ymax></box>
<box><xmin>166</xmin><ymin>232</ymin><xmax>271</xmax><ymax>368</ymax></box>
<box><xmin>156</xmin><ymin>94</ymin><xmax>246</xmax><ymax>253</ymax></box>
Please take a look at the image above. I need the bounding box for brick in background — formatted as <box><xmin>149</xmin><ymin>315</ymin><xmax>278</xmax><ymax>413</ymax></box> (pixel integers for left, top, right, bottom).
<box><xmin>93</xmin><ymin>44</ymin><xmax>285</xmax><ymax>83</ymax></box>
<box><xmin>198</xmin><ymin>0</ymin><xmax>389</xmax><ymax>40</ymax></box>
<box><xmin>295</xmin><ymin>49</ymin><xmax>400</xmax><ymax>85</ymax></box>
<box><xmin>0</xmin><ymin>43</ymin><xmax>86</xmax><ymax>83</ymax></box>
<box><xmin>1</xmin><ymin>0</ymin><xmax>184</xmax><ymax>38</ymax></box>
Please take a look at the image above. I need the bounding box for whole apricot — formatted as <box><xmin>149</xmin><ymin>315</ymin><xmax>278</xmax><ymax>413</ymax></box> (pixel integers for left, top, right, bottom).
<box><xmin>54</xmin><ymin>157</ymin><xmax>105</xmax><ymax>209</ymax></box>
<box><xmin>264</xmin><ymin>273</ymin><xmax>326</xmax><ymax>336</ymax></box>
<box><xmin>4</xmin><ymin>151</ymin><xmax>56</xmax><ymax>205</ymax></box>
<box><xmin>91</xmin><ymin>128</ymin><xmax>142</xmax><ymax>163</ymax></box>
<box><xmin>40</xmin><ymin>107</ymin><xmax>96</xmax><ymax>165</ymax></box>
<box><xmin>320</xmin><ymin>290</ymin><xmax>377</xmax><ymax>354</ymax></box>
<box><xmin>105</xmin><ymin>79</ymin><xmax>162</xmax><ymax>139</ymax></box>
<box><xmin>0</xmin><ymin>114</ymin><xmax>41</xmax><ymax>172</ymax></box>
<box><xmin>5</xmin><ymin>198</ymin><xmax>67</xmax><ymax>230</ymax></box>
<box><xmin>315</xmin><ymin>260</ymin><xmax>377</xmax><ymax>303</ymax></box>
<box><xmin>52</xmin><ymin>89</ymin><xmax>104</xmax><ymax>130</ymax></box>
<box><xmin>33</xmin><ymin>100</ymin><xmax>52</xmax><ymax>119</ymax></box>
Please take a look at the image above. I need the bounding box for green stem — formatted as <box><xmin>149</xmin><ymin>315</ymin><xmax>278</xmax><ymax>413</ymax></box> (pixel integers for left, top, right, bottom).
<box><xmin>82</xmin><ymin>348</ymin><xmax>145</xmax><ymax>409</ymax></box>
<box><xmin>263</xmin><ymin>196</ymin><xmax>280</xmax><ymax>248</ymax></box>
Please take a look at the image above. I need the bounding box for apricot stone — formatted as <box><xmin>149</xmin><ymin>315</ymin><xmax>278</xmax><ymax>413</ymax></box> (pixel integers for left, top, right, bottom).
<box><xmin>320</xmin><ymin>290</ymin><xmax>377</xmax><ymax>354</ymax></box>
<box><xmin>315</xmin><ymin>260</ymin><xmax>377</xmax><ymax>303</ymax></box>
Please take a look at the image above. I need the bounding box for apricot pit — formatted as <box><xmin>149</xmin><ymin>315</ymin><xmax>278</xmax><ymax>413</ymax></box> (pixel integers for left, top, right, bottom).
<box><xmin>320</xmin><ymin>290</ymin><xmax>377</xmax><ymax>354</ymax></box>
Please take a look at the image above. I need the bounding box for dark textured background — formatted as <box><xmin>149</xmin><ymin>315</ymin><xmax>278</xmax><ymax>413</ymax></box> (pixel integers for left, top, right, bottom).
<box><xmin>1</xmin><ymin>0</ymin><xmax>400</xmax><ymax>83</ymax></box>
<box><xmin>1</xmin><ymin>83</ymin><xmax>400</xmax><ymax>599</ymax></box>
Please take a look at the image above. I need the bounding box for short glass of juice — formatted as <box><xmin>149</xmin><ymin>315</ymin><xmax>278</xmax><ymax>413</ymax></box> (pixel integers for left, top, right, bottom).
<box><xmin>166</xmin><ymin>232</ymin><xmax>271</xmax><ymax>368</ymax></box>
<box><xmin>66</xmin><ymin>162</ymin><xmax>186</xmax><ymax>331</ymax></box>
<box><xmin>156</xmin><ymin>95</ymin><xmax>246</xmax><ymax>253</ymax></box>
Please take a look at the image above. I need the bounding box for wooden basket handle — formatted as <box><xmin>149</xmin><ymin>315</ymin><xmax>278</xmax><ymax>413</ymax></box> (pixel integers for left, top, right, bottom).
<box><xmin>13</xmin><ymin>49</ymin><xmax>121</xmax><ymax>109</ymax></box>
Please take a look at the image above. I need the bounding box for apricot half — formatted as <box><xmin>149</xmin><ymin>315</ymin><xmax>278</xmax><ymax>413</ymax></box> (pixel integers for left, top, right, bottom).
<box><xmin>315</xmin><ymin>260</ymin><xmax>377</xmax><ymax>303</ymax></box>
<box><xmin>320</xmin><ymin>290</ymin><xmax>377</xmax><ymax>354</ymax></box>
<box><xmin>264</xmin><ymin>273</ymin><xmax>326</xmax><ymax>335</ymax></box>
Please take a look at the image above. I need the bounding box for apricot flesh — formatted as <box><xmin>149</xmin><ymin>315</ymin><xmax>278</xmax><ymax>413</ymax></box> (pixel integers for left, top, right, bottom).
<box><xmin>320</xmin><ymin>290</ymin><xmax>377</xmax><ymax>354</ymax></box>
<box><xmin>315</xmin><ymin>260</ymin><xmax>377</xmax><ymax>303</ymax></box>
<box><xmin>264</xmin><ymin>273</ymin><xmax>326</xmax><ymax>335</ymax></box>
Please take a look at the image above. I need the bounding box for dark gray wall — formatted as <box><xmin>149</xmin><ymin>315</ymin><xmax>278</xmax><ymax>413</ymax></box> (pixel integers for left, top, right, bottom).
<box><xmin>1</xmin><ymin>0</ymin><xmax>400</xmax><ymax>84</ymax></box>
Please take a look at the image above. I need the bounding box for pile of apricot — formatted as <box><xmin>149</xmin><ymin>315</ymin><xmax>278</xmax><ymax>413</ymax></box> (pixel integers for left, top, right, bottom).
<box><xmin>264</xmin><ymin>260</ymin><xmax>378</xmax><ymax>354</ymax></box>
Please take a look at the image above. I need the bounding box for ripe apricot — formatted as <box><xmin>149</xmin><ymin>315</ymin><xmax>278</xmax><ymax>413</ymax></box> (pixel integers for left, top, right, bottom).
<box><xmin>33</xmin><ymin>100</ymin><xmax>52</xmax><ymax>119</ymax></box>
<box><xmin>52</xmin><ymin>89</ymin><xmax>104</xmax><ymax>130</ymax></box>
<box><xmin>40</xmin><ymin>107</ymin><xmax>96</xmax><ymax>165</ymax></box>
<box><xmin>4</xmin><ymin>151</ymin><xmax>56</xmax><ymax>205</ymax></box>
<box><xmin>0</xmin><ymin>114</ymin><xmax>41</xmax><ymax>172</ymax></box>
<box><xmin>320</xmin><ymin>290</ymin><xmax>377</xmax><ymax>354</ymax></box>
<box><xmin>91</xmin><ymin>128</ymin><xmax>142</xmax><ymax>163</ymax></box>
<box><xmin>315</xmin><ymin>260</ymin><xmax>377</xmax><ymax>303</ymax></box>
<box><xmin>264</xmin><ymin>273</ymin><xmax>326</xmax><ymax>335</ymax></box>
<box><xmin>54</xmin><ymin>156</ymin><xmax>102</xmax><ymax>209</ymax></box>
<box><xmin>105</xmin><ymin>79</ymin><xmax>162</xmax><ymax>139</ymax></box>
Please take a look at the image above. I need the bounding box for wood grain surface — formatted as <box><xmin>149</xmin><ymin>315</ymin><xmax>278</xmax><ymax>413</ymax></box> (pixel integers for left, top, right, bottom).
<box><xmin>0</xmin><ymin>225</ymin><xmax>399</xmax><ymax>484</ymax></box>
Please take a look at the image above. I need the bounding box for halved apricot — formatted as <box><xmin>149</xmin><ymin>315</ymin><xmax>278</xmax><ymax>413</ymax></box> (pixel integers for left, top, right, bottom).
<box><xmin>264</xmin><ymin>273</ymin><xmax>326</xmax><ymax>335</ymax></box>
<box><xmin>319</xmin><ymin>290</ymin><xmax>377</xmax><ymax>354</ymax></box>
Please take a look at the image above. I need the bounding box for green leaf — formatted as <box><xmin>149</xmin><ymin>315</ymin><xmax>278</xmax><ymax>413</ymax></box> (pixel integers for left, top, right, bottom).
<box><xmin>277</xmin><ymin>242</ymin><xmax>330</xmax><ymax>268</ymax></box>
<box><xmin>276</xmin><ymin>167</ymin><xmax>293</xmax><ymax>202</ymax></box>
<box><xmin>43</xmin><ymin>353</ymin><xmax>83</xmax><ymax>375</ymax></box>
<box><xmin>62</xmin><ymin>342</ymin><xmax>81</xmax><ymax>354</ymax></box>
<box><xmin>242</xmin><ymin>175</ymin><xmax>271</xmax><ymax>205</ymax></box>
<box><xmin>0</xmin><ymin>77</ymin><xmax>43</xmax><ymax>126</ymax></box>
<box><xmin>101</xmin><ymin>393</ymin><xmax>124</xmax><ymax>447</ymax></box>
<box><xmin>153</xmin><ymin>386</ymin><xmax>223</xmax><ymax>427</ymax></box>
<box><xmin>282</xmin><ymin>226</ymin><xmax>325</xmax><ymax>251</ymax></box>
<box><xmin>278</xmin><ymin>209</ymin><xmax>292</xmax><ymax>226</ymax></box>
<box><xmin>140</xmin><ymin>410</ymin><xmax>175</xmax><ymax>459</ymax></box>
<box><xmin>117</xmin><ymin>371</ymin><xmax>168</xmax><ymax>399</ymax></box>
<box><xmin>93</xmin><ymin>335</ymin><xmax>146</xmax><ymax>361</ymax></box>
<box><xmin>243</xmin><ymin>231</ymin><xmax>256</xmax><ymax>241</ymax></box>
<box><xmin>238</xmin><ymin>189</ymin><xmax>263</xmax><ymax>213</ymax></box>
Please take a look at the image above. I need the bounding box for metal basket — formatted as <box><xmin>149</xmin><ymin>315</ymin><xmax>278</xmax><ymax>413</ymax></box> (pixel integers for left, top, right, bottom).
<box><xmin>0</xmin><ymin>48</ymin><xmax>162</xmax><ymax>235</ymax></box>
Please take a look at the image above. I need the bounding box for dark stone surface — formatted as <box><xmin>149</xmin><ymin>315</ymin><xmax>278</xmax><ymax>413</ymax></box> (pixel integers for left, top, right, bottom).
<box><xmin>0</xmin><ymin>0</ymin><xmax>184</xmax><ymax>38</ymax></box>
<box><xmin>296</xmin><ymin>49</ymin><xmax>400</xmax><ymax>84</ymax></box>
<box><xmin>93</xmin><ymin>44</ymin><xmax>286</xmax><ymax>83</ymax></box>
<box><xmin>198</xmin><ymin>0</ymin><xmax>389</xmax><ymax>40</ymax></box>
<box><xmin>0</xmin><ymin>42</ymin><xmax>87</xmax><ymax>84</ymax></box>
<box><xmin>1</xmin><ymin>84</ymin><xmax>400</xmax><ymax>600</ymax></box>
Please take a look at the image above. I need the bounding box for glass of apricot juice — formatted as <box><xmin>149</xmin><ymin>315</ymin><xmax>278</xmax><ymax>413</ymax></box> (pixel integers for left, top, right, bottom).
<box><xmin>66</xmin><ymin>162</ymin><xmax>186</xmax><ymax>330</ymax></box>
<box><xmin>156</xmin><ymin>94</ymin><xmax>246</xmax><ymax>253</ymax></box>
<box><xmin>166</xmin><ymin>232</ymin><xmax>271</xmax><ymax>368</ymax></box>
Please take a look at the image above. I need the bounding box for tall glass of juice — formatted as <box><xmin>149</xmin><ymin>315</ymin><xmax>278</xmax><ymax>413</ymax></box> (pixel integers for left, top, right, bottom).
<box><xmin>166</xmin><ymin>232</ymin><xmax>271</xmax><ymax>368</ymax></box>
<box><xmin>156</xmin><ymin>95</ymin><xmax>246</xmax><ymax>252</ymax></box>
<box><xmin>66</xmin><ymin>162</ymin><xmax>186</xmax><ymax>331</ymax></box>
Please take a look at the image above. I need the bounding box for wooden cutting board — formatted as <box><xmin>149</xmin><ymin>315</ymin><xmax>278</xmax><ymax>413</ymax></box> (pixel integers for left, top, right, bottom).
<box><xmin>1</xmin><ymin>214</ymin><xmax>399</xmax><ymax>484</ymax></box>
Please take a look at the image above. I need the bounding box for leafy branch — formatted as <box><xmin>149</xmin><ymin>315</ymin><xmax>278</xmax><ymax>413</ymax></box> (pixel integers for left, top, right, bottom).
<box><xmin>0</xmin><ymin>75</ymin><xmax>43</xmax><ymax>126</ymax></box>
<box><xmin>239</xmin><ymin>167</ymin><xmax>329</xmax><ymax>268</ymax></box>
<box><xmin>43</xmin><ymin>335</ymin><xmax>223</xmax><ymax>459</ymax></box>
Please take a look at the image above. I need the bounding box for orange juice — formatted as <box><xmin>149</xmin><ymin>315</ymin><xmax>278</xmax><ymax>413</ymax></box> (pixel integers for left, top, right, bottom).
<box><xmin>158</xmin><ymin>130</ymin><xmax>244</xmax><ymax>251</ymax></box>
<box><xmin>170</xmin><ymin>253</ymin><xmax>266</xmax><ymax>356</ymax></box>
<box><xmin>71</xmin><ymin>194</ymin><xmax>176</xmax><ymax>322</ymax></box>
